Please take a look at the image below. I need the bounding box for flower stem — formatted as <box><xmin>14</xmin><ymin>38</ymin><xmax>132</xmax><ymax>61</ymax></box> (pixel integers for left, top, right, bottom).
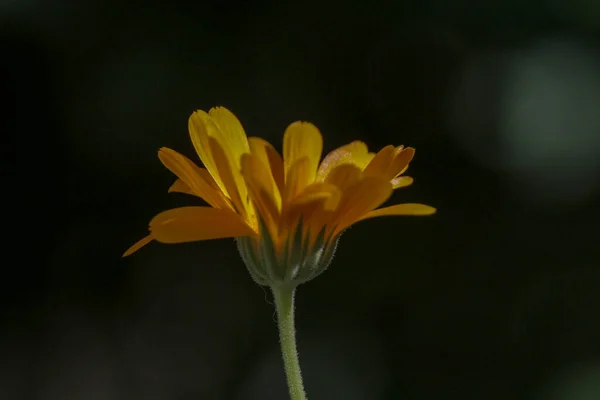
<box><xmin>272</xmin><ymin>285</ymin><xmax>307</xmax><ymax>400</ymax></box>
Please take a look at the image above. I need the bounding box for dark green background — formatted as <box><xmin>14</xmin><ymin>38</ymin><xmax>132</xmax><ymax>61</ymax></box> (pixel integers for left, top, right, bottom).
<box><xmin>3</xmin><ymin>0</ymin><xmax>600</xmax><ymax>399</ymax></box>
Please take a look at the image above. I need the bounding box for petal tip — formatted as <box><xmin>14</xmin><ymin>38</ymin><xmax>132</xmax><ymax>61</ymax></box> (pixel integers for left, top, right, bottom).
<box><xmin>122</xmin><ymin>234</ymin><xmax>154</xmax><ymax>257</ymax></box>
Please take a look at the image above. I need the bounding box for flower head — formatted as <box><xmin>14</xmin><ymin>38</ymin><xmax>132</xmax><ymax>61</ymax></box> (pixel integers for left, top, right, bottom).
<box><xmin>124</xmin><ymin>107</ymin><xmax>435</xmax><ymax>286</ymax></box>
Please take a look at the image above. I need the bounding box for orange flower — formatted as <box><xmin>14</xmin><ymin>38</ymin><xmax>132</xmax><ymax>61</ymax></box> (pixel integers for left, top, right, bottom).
<box><xmin>124</xmin><ymin>107</ymin><xmax>435</xmax><ymax>286</ymax></box>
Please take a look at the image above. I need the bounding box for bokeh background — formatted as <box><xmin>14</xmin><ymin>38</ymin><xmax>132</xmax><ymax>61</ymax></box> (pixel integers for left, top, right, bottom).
<box><xmin>3</xmin><ymin>0</ymin><xmax>600</xmax><ymax>399</ymax></box>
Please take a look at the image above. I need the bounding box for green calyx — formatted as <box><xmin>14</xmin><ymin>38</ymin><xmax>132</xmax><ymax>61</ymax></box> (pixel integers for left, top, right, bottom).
<box><xmin>236</xmin><ymin>219</ymin><xmax>340</xmax><ymax>287</ymax></box>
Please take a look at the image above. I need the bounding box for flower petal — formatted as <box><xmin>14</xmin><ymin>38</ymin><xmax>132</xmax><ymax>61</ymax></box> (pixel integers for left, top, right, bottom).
<box><xmin>292</xmin><ymin>182</ymin><xmax>339</xmax><ymax>206</ymax></box>
<box><xmin>358</xmin><ymin>203</ymin><xmax>437</xmax><ymax>221</ymax></box>
<box><xmin>332</xmin><ymin>176</ymin><xmax>393</xmax><ymax>234</ymax></box>
<box><xmin>316</xmin><ymin>140</ymin><xmax>374</xmax><ymax>181</ymax></box>
<box><xmin>188</xmin><ymin>110</ymin><xmax>221</xmax><ymax>188</ymax></box>
<box><xmin>292</xmin><ymin>183</ymin><xmax>341</xmax><ymax>244</ymax></box>
<box><xmin>391</xmin><ymin>176</ymin><xmax>414</xmax><ymax>189</ymax></box>
<box><xmin>208</xmin><ymin>107</ymin><xmax>250</xmax><ymax>161</ymax></box>
<box><xmin>363</xmin><ymin>145</ymin><xmax>395</xmax><ymax>177</ymax></box>
<box><xmin>248</xmin><ymin>137</ymin><xmax>284</xmax><ymax>209</ymax></box>
<box><xmin>123</xmin><ymin>234</ymin><xmax>154</xmax><ymax>257</ymax></box>
<box><xmin>150</xmin><ymin>207</ymin><xmax>255</xmax><ymax>243</ymax></box>
<box><xmin>240</xmin><ymin>154</ymin><xmax>280</xmax><ymax>235</ymax></box>
<box><xmin>282</xmin><ymin>157</ymin><xmax>311</xmax><ymax>203</ymax></box>
<box><xmin>188</xmin><ymin>107</ymin><xmax>250</xmax><ymax>195</ymax></box>
<box><xmin>208</xmin><ymin>137</ymin><xmax>251</xmax><ymax>219</ymax></box>
<box><xmin>168</xmin><ymin>179</ymin><xmax>195</xmax><ymax>196</ymax></box>
<box><xmin>386</xmin><ymin>147</ymin><xmax>415</xmax><ymax>180</ymax></box>
<box><xmin>324</xmin><ymin>164</ymin><xmax>363</xmax><ymax>192</ymax></box>
<box><xmin>283</xmin><ymin>121</ymin><xmax>323</xmax><ymax>187</ymax></box>
<box><xmin>158</xmin><ymin>147</ymin><xmax>232</xmax><ymax>210</ymax></box>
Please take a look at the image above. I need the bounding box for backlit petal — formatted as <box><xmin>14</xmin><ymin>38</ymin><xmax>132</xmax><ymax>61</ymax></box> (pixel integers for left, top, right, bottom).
<box><xmin>248</xmin><ymin>137</ymin><xmax>284</xmax><ymax>209</ymax></box>
<box><xmin>123</xmin><ymin>235</ymin><xmax>154</xmax><ymax>257</ymax></box>
<box><xmin>283</xmin><ymin>122</ymin><xmax>323</xmax><ymax>187</ymax></box>
<box><xmin>363</xmin><ymin>145</ymin><xmax>395</xmax><ymax>177</ymax></box>
<box><xmin>317</xmin><ymin>140</ymin><xmax>373</xmax><ymax>181</ymax></box>
<box><xmin>324</xmin><ymin>164</ymin><xmax>363</xmax><ymax>192</ymax></box>
<box><xmin>292</xmin><ymin>182</ymin><xmax>339</xmax><ymax>205</ymax></box>
<box><xmin>241</xmin><ymin>154</ymin><xmax>280</xmax><ymax>235</ymax></box>
<box><xmin>208</xmin><ymin>107</ymin><xmax>250</xmax><ymax>162</ymax></box>
<box><xmin>168</xmin><ymin>179</ymin><xmax>195</xmax><ymax>196</ymax></box>
<box><xmin>282</xmin><ymin>157</ymin><xmax>311</xmax><ymax>203</ymax></box>
<box><xmin>386</xmin><ymin>147</ymin><xmax>415</xmax><ymax>180</ymax></box>
<box><xmin>188</xmin><ymin>110</ymin><xmax>221</xmax><ymax>189</ymax></box>
<box><xmin>282</xmin><ymin>195</ymin><xmax>329</xmax><ymax>237</ymax></box>
<box><xmin>292</xmin><ymin>183</ymin><xmax>341</xmax><ymax>244</ymax></box>
<box><xmin>158</xmin><ymin>147</ymin><xmax>232</xmax><ymax>210</ymax></box>
<box><xmin>150</xmin><ymin>207</ymin><xmax>255</xmax><ymax>243</ymax></box>
<box><xmin>333</xmin><ymin>176</ymin><xmax>393</xmax><ymax>234</ymax></box>
<box><xmin>358</xmin><ymin>203</ymin><xmax>437</xmax><ymax>221</ymax></box>
<box><xmin>208</xmin><ymin>137</ymin><xmax>251</xmax><ymax>219</ymax></box>
<box><xmin>391</xmin><ymin>176</ymin><xmax>414</xmax><ymax>189</ymax></box>
<box><xmin>188</xmin><ymin>108</ymin><xmax>251</xmax><ymax>194</ymax></box>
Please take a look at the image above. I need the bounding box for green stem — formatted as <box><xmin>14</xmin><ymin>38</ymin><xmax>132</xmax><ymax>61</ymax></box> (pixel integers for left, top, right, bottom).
<box><xmin>272</xmin><ymin>285</ymin><xmax>307</xmax><ymax>400</ymax></box>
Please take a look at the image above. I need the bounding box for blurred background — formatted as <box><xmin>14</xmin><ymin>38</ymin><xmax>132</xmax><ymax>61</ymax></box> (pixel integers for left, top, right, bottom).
<box><xmin>2</xmin><ymin>0</ymin><xmax>600</xmax><ymax>399</ymax></box>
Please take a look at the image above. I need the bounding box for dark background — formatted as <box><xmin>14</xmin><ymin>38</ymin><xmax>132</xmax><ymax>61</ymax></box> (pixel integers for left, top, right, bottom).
<box><xmin>2</xmin><ymin>0</ymin><xmax>600</xmax><ymax>399</ymax></box>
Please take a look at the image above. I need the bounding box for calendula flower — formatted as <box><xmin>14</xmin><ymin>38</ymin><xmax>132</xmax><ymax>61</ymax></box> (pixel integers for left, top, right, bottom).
<box><xmin>124</xmin><ymin>106</ymin><xmax>435</xmax><ymax>285</ymax></box>
<box><xmin>124</xmin><ymin>106</ymin><xmax>436</xmax><ymax>400</ymax></box>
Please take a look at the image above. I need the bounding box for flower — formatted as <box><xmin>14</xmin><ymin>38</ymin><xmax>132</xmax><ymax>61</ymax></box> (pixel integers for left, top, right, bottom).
<box><xmin>124</xmin><ymin>107</ymin><xmax>436</xmax><ymax>286</ymax></box>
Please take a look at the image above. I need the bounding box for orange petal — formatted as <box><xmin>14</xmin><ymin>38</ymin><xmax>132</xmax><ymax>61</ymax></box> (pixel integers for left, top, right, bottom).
<box><xmin>358</xmin><ymin>203</ymin><xmax>437</xmax><ymax>221</ymax></box>
<box><xmin>292</xmin><ymin>184</ymin><xmax>341</xmax><ymax>244</ymax></box>
<box><xmin>324</xmin><ymin>164</ymin><xmax>363</xmax><ymax>192</ymax></box>
<box><xmin>283</xmin><ymin>121</ymin><xmax>323</xmax><ymax>187</ymax></box>
<box><xmin>332</xmin><ymin>176</ymin><xmax>393</xmax><ymax>234</ymax></box>
<box><xmin>391</xmin><ymin>176</ymin><xmax>414</xmax><ymax>189</ymax></box>
<box><xmin>168</xmin><ymin>179</ymin><xmax>195</xmax><ymax>196</ymax></box>
<box><xmin>316</xmin><ymin>140</ymin><xmax>374</xmax><ymax>181</ymax></box>
<box><xmin>123</xmin><ymin>234</ymin><xmax>154</xmax><ymax>257</ymax></box>
<box><xmin>282</xmin><ymin>195</ymin><xmax>325</xmax><ymax>229</ymax></box>
<box><xmin>386</xmin><ymin>147</ymin><xmax>415</xmax><ymax>180</ymax></box>
<box><xmin>240</xmin><ymin>154</ymin><xmax>280</xmax><ymax>236</ymax></box>
<box><xmin>292</xmin><ymin>182</ymin><xmax>339</xmax><ymax>205</ymax></box>
<box><xmin>248</xmin><ymin>137</ymin><xmax>284</xmax><ymax>209</ymax></box>
<box><xmin>363</xmin><ymin>145</ymin><xmax>395</xmax><ymax>177</ymax></box>
<box><xmin>150</xmin><ymin>207</ymin><xmax>255</xmax><ymax>243</ymax></box>
<box><xmin>158</xmin><ymin>148</ymin><xmax>233</xmax><ymax>210</ymax></box>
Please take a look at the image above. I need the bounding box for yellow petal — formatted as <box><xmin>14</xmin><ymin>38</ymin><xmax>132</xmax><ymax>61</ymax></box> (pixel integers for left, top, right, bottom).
<box><xmin>123</xmin><ymin>234</ymin><xmax>154</xmax><ymax>257</ymax></box>
<box><xmin>188</xmin><ymin>110</ymin><xmax>221</xmax><ymax>189</ymax></box>
<box><xmin>158</xmin><ymin>148</ymin><xmax>232</xmax><ymax>210</ymax></box>
<box><xmin>208</xmin><ymin>137</ymin><xmax>251</xmax><ymax>219</ymax></box>
<box><xmin>358</xmin><ymin>203</ymin><xmax>437</xmax><ymax>221</ymax></box>
<box><xmin>324</xmin><ymin>164</ymin><xmax>363</xmax><ymax>192</ymax></box>
<box><xmin>316</xmin><ymin>140</ymin><xmax>373</xmax><ymax>181</ymax></box>
<box><xmin>282</xmin><ymin>157</ymin><xmax>311</xmax><ymax>203</ymax></box>
<box><xmin>332</xmin><ymin>176</ymin><xmax>393</xmax><ymax>235</ymax></box>
<box><xmin>391</xmin><ymin>176</ymin><xmax>414</xmax><ymax>189</ymax></box>
<box><xmin>248</xmin><ymin>137</ymin><xmax>284</xmax><ymax>209</ymax></box>
<box><xmin>208</xmin><ymin>107</ymin><xmax>250</xmax><ymax>161</ymax></box>
<box><xmin>188</xmin><ymin>107</ymin><xmax>251</xmax><ymax>195</ymax></box>
<box><xmin>283</xmin><ymin>121</ymin><xmax>323</xmax><ymax>187</ymax></box>
<box><xmin>363</xmin><ymin>145</ymin><xmax>395</xmax><ymax>177</ymax></box>
<box><xmin>150</xmin><ymin>207</ymin><xmax>255</xmax><ymax>243</ymax></box>
<box><xmin>240</xmin><ymin>154</ymin><xmax>280</xmax><ymax>236</ymax></box>
<box><xmin>386</xmin><ymin>147</ymin><xmax>415</xmax><ymax>180</ymax></box>
<box><xmin>292</xmin><ymin>182</ymin><xmax>339</xmax><ymax>206</ymax></box>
